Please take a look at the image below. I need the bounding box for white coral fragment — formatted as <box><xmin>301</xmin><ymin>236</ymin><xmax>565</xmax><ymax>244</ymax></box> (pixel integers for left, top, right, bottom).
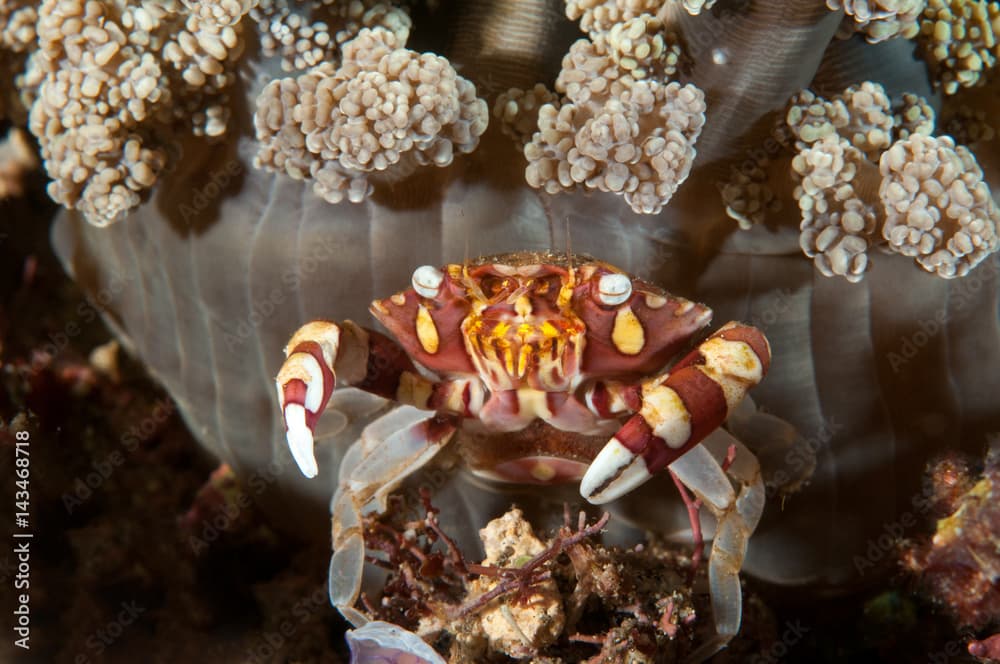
<box><xmin>254</xmin><ymin>27</ymin><xmax>488</xmax><ymax>205</ymax></box>
<box><xmin>879</xmin><ymin>134</ymin><xmax>1000</xmax><ymax>278</ymax></box>
<box><xmin>470</xmin><ymin>508</ymin><xmax>565</xmax><ymax>659</ymax></box>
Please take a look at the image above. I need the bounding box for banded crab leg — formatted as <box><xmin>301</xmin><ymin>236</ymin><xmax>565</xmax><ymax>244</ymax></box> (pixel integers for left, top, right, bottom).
<box><xmin>276</xmin><ymin>320</ymin><xmax>484</xmax><ymax>478</ymax></box>
<box><xmin>579</xmin><ymin>322</ymin><xmax>769</xmax><ymax>659</ymax></box>
<box><xmin>276</xmin><ymin>321</ymin><xmax>362</xmax><ymax>478</ymax></box>
<box><xmin>579</xmin><ymin>322</ymin><xmax>771</xmax><ymax>503</ymax></box>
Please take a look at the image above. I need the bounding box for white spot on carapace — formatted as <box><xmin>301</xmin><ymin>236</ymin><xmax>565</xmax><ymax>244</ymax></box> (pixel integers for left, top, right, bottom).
<box><xmin>411</xmin><ymin>265</ymin><xmax>444</xmax><ymax>298</ymax></box>
<box><xmin>416</xmin><ymin>304</ymin><xmax>439</xmax><ymax>354</ymax></box>
<box><xmin>644</xmin><ymin>293</ymin><xmax>667</xmax><ymax>309</ymax></box>
<box><xmin>389</xmin><ymin>293</ymin><xmax>406</xmax><ymax>306</ymax></box>
<box><xmin>598</xmin><ymin>273</ymin><xmax>632</xmax><ymax>305</ymax></box>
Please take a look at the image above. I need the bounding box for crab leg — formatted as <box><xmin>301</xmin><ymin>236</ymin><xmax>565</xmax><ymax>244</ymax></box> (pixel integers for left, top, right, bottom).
<box><xmin>276</xmin><ymin>321</ymin><xmax>352</xmax><ymax>478</ymax></box>
<box><xmin>670</xmin><ymin>430</ymin><xmax>764</xmax><ymax>661</ymax></box>
<box><xmin>579</xmin><ymin>322</ymin><xmax>770</xmax><ymax>504</ymax></box>
<box><xmin>329</xmin><ymin>406</ymin><xmax>457</xmax><ymax>626</ymax></box>
<box><xmin>277</xmin><ymin>320</ymin><xmax>482</xmax><ymax>478</ymax></box>
<box><xmin>583</xmin><ymin>380</ymin><xmax>642</xmax><ymax>419</ymax></box>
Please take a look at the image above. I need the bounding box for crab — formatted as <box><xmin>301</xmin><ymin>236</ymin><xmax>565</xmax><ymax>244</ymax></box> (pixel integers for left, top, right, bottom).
<box><xmin>275</xmin><ymin>251</ymin><xmax>770</xmax><ymax>659</ymax></box>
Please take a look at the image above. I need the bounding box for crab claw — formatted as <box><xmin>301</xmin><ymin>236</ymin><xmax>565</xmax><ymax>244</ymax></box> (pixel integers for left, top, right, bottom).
<box><xmin>276</xmin><ymin>322</ymin><xmax>341</xmax><ymax>478</ymax></box>
<box><xmin>579</xmin><ymin>418</ymin><xmax>661</xmax><ymax>504</ymax></box>
<box><xmin>580</xmin><ymin>322</ymin><xmax>771</xmax><ymax>504</ymax></box>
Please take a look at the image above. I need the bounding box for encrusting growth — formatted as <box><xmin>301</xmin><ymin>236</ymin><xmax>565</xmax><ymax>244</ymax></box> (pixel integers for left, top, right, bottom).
<box><xmin>901</xmin><ymin>442</ymin><xmax>1000</xmax><ymax>658</ymax></box>
<box><xmin>23</xmin><ymin>0</ymin><xmax>252</xmax><ymax>226</ymax></box>
<box><xmin>356</xmin><ymin>493</ymin><xmax>705</xmax><ymax>662</ymax></box>
<box><xmin>564</xmin><ymin>0</ymin><xmax>717</xmax><ymax>37</ymax></box>
<box><xmin>829</xmin><ymin>0</ymin><xmax>1000</xmax><ymax>95</ymax></box>
<box><xmin>827</xmin><ymin>0</ymin><xmax>924</xmax><ymax>43</ymax></box>
<box><xmin>248</xmin><ymin>0</ymin><xmax>412</xmax><ymax>73</ymax></box>
<box><xmin>793</xmin><ymin>135</ymin><xmax>879</xmax><ymax>283</ymax></box>
<box><xmin>253</xmin><ymin>25</ymin><xmax>488</xmax><ymax>204</ymax></box>
<box><xmin>469</xmin><ymin>509</ymin><xmax>566</xmax><ymax>658</ymax></box>
<box><xmin>518</xmin><ymin>9</ymin><xmax>705</xmax><ymax>215</ymax></box>
<box><xmin>724</xmin><ymin>79</ymin><xmax>1000</xmax><ymax>281</ymax></box>
<box><xmin>917</xmin><ymin>0</ymin><xmax>1000</xmax><ymax>95</ymax></box>
<box><xmin>564</xmin><ymin>0</ymin><xmax>668</xmax><ymax>37</ymax></box>
<box><xmin>879</xmin><ymin>133</ymin><xmax>1000</xmax><ymax>278</ymax></box>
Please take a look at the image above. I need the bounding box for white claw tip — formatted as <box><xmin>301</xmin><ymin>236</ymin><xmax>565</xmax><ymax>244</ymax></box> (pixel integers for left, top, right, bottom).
<box><xmin>284</xmin><ymin>403</ymin><xmax>318</xmax><ymax>478</ymax></box>
<box><xmin>580</xmin><ymin>438</ymin><xmax>652</xmax><ymax>504</ymax></box>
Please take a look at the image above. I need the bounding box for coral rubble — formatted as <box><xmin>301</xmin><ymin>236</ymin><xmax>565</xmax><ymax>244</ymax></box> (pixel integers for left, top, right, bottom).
<box><xmin>902</xmin><ymin>444</ymin><xmax>1000</xmax><ymax>655</ymax></box>
<box><xmin>357</xmin><ymin>493</ymin><xmax>715</xmax><ymax>662</ymax></box>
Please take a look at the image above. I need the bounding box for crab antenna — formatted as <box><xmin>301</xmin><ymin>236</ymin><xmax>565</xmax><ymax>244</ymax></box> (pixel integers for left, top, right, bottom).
<box><xmin>566</xmin><ymin>217</ymin><xmax>575</xmax><ymax>285</ymax></box>
<box><xmin>461</xmin><ymin>209</ymin><xmax>472</xmax><ymax>284</ymax></box>
<box><xmin>462</xmin><ymin>208</ymin><xmax>470</xmax><ymax>268</ymax></box>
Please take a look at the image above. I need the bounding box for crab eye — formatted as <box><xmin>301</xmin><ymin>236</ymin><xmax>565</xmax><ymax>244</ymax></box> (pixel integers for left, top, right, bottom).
<box><xmin>411</xmin><ymin>265</ymin><xmax>444</xmax><ymax>298</ymax></box>
<box><xmin>597</xmin><ymin>273</ymin><xmax>632</xmax><ymax>306</ymax></box>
